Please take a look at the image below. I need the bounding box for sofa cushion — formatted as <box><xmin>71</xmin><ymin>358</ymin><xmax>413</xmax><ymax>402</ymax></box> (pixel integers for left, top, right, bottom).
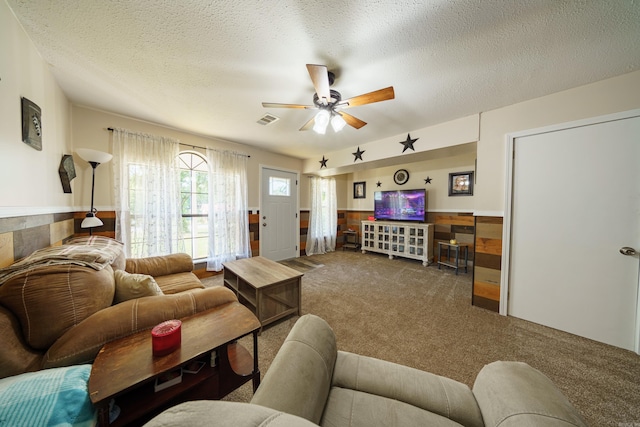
<box><xmin>113</xmin><ymin>269</ymin><xmax>163</xmax><ymax>303</ymax></box>
<box><xmin>125</xmin><ymin>253</ymin><xmax>194</xmax><ymax>276</ymax></box>
<box><xmin>0</xmin><ymin>306</ymin><xmax>42</xmax><ymax>379</ymax></box>
<box><xmin>0</xmin><ymin>264</ymin><xmax>115</xmax><ymax>350</ymax></box>
<box><xmin>154</xmin><ymin>272</ymin><xmax>205</xmax><ymax>294</ymax></box>
<box><xmin>126</xmin><ymin>253</ymin><xmax>204</xmax><ymax>294</ymax></box>
<box><xmin>145</xmin><ymin>401</ymin><xmax>319</xmax><ymax>427</ymax></box>
<box><xmin>322</xmin><ymin>387</ymin><xmax>465</xmax><ymax>427</ymax></box>
<box><xmin>252</xmin><ymin>314</ymin><xmax>337</xmax><ymax>425</ymax></box>
<box><xmin>332</xmin><ymin>351</ymin><xmax>484</xmax><ymax>427</ymax></box>
<box><xmin>42</xmin><ymin>286</ymin><xmax>239</xmax><ymax>368</ymax></box>
<box><xmin>472</xmin><ymin>361</ymin><xmax>588</xmax><ymax>427</ymax></box>
<box><xmin>0</xmin><ymin>364</ymin><xmax>95</xmax><ymax>427</ymax></box>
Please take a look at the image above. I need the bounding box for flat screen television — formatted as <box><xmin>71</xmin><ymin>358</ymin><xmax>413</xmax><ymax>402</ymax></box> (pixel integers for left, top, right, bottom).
<box><xmin>374</xmin><ymin>189</ymin><xmax>427</xmax><ymax>222</ymax></box>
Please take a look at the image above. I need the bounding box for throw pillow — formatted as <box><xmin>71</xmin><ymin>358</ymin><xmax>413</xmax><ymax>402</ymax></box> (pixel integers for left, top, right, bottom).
<box><xmin>114</xmin><ymin>269</ymin><xmax>163</xmax><ymax>304</ymax></box>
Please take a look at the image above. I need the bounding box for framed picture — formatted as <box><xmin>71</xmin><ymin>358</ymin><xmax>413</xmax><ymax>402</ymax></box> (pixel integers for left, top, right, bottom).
<box><xmin>354</xmin><ymin>181</ymin><xmax>366</xmax><ymax>199</ymax></box>
<box><xmin>21</xmin><ymin>97</ymin><xmax>42</xmax><ymax>151</ymax></box>
<box><xmin>448</xmin><ymin>171</ymin><xmax>474</xmax><ymax>196</ymax></box>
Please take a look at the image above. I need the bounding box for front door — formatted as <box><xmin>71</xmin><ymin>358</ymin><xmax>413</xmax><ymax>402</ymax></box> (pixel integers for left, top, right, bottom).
<box><xmin>506</xmin><ymin>111</ymin><xmax>640</xmax><ymax>351</ymax></box>
<box><xmin>260</xmin><ymin>167</ymin><xmax>298</xmax><ymax>261</ymax></box>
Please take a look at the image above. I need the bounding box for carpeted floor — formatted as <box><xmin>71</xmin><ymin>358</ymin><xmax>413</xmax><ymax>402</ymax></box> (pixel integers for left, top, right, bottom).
<box><xmin>202</xmin><ymin>251</ymin><xmax>640</xmax><ymax>426</ymax></box>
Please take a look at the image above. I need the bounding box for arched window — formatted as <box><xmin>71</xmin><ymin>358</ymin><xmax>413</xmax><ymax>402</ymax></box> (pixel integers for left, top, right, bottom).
<box><xmin>179</xmin><ymin>152</ymin><xmax>209</xmax><ymax>260</ymax></box>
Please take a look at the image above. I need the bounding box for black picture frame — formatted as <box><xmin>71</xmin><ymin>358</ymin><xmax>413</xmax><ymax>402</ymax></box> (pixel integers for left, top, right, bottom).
<box><xmin>448</xmin><ymin>171</ymin><xmax>474</xmax><ymax>196</ymax></box>
<box><xmin>21</xmin><ymin>97</ymin><xmax>42</xmax><ymax>151</ymax></box>
<box><xmin>354</xmin><ymin>181</ymin><xmax>366</xmax><ymax>199</ymax></box>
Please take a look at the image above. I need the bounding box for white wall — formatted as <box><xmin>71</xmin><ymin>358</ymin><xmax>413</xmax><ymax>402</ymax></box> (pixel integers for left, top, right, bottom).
<box><xmin>347</xmin><ymin>150</ymin><xmax>477</xmax><ymax>213</ymax></box>
<box><xmin>0</xmin><ymin>2</ymin><xmax>73</xmax><ymax>217</ymax></box>
<box><xmin>302</xmin><ymin>114</ymin><xmax>479</xmax><ymax>176</ymax></box>
<box><xmin>4</xmin><ymin>1</ymin><xmax>640</xmax><ymax>219</ymax></box>
<box><xmin>303</xmin><ymin>71</ymin><xmax>640</xmax><ymax>216</ymax></box>
<box><xmin>476</xmin><ymin>70</ymin><xmax>640</xmax><ymax>214</ymax></box>
<box><xmin>71</xmin><ymin>106</ymin><xmax>305</xmax><ymax>212</ymax></box>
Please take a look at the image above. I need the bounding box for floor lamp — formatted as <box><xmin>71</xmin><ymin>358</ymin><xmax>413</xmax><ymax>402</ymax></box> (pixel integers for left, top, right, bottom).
<box><xmin>76</xmin><ymin>148</ymin><xmax>113</xmax><ymax>235</ymax></box>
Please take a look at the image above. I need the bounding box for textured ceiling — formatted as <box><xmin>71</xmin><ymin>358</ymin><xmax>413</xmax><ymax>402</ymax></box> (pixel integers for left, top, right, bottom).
<box><xmin>7</xmin><ymin>0</ymin><xmax>640</xmax><ymax>159</ymax></box>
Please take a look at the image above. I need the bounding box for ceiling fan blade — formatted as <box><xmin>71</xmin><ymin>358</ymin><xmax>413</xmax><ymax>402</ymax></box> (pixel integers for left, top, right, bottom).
<box><xmin>299</xmin><ymin>116</ymin><xmax>315</xmax><ymax>131</ymax></box>
<box><xmin>339</xmin><ymin>111</ymin><xmax>367</xmax><ymax>129</ymax></box>
<box><xmin>262</xmin><ymin>102</ymin><xmax>313</xmax><ymax>109</ymax></box>
<box><xmin>306</xmin><ymin>64</ymin><xmax>330</xmax><ymax>102</ymax></box>
<box><xmin>341</xmin><ymin>86</ymin><xmax>395</xmax><ymax>108</ymax></box>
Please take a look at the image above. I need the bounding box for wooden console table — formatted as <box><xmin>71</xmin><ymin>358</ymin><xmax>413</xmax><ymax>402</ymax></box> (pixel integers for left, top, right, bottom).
<box><xmin>223</xmin><ymin>256</ymin><xmax>303</xmax><ymax>332</ymax></box>
<box><xmin>89</xmin><ymin>302</ymin><xmax>260</xmax><ymax>426</ymax></box>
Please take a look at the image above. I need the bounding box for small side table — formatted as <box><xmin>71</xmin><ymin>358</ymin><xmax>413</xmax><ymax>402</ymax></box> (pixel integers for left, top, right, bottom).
<box><xmin>437</xmin><ymin>242</ymin><xmax>469</xmax><ymax>274</ymax></box>
<box><xmin>343</xmin><ymin>230</ymin><xmax>360</xmax><ymax>251</ymax></box>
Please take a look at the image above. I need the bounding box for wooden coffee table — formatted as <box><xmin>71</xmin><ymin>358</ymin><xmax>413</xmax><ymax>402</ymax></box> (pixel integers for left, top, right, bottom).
<box><xmin>223</xmin><ymin>256</ymin><xmax>303</xmax><ymax>332</ymax></box>
<box><xmin>89</xmin><ymin>301</ymin><xmax>261</xmax><ymax>426</ymax></box>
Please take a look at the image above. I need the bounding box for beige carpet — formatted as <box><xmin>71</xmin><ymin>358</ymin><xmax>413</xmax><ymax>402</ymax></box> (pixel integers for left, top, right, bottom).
<box><xmin>203</xmin><ymin>251</ymin><xmax>640</xmax><ymax>426</ymax></box>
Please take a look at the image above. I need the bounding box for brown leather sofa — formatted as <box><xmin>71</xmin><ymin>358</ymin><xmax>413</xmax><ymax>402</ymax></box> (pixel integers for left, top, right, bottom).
<box><xmin>0</xmin><ymin>236</ymin><xmax>235</xmax><ymax>379</ymax></box>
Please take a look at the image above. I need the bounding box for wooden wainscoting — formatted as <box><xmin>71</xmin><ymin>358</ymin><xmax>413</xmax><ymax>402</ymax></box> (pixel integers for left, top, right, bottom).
<box><xmin>472</xmin><ymin>216</ymin><xmax>503</xmax><ymax>312</ymax></box>
<box><xmin>431</xmin><ymin>213</ymin><xmax>475</xmax><ymax>264</ymax></box>
<box><xmin>0</xmin><ymin>213</ymin><xmax>77</xmax><ymax>267</ymax></box>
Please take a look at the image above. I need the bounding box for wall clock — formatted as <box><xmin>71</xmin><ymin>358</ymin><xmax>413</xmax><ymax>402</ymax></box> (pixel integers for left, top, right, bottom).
<box><xmin>394</xmin><ymin>169</ymin><xmax>409</xmax><ymax>185</ymax></box>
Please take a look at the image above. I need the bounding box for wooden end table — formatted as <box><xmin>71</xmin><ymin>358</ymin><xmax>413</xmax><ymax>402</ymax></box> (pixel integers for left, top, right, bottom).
<box><xmin>437</xmin><ymin>241</ymin><xmax>469</xmax><ymax>274</ymax></box>
<box><xmin>89</xmin><ymin>302</ymin><xmax>261</xmax><ymax>426</ymax></box>
<box><xmin>223</xmin><ymin>256</ymin><xmax>303</xmax><ymax>333</ymax></box>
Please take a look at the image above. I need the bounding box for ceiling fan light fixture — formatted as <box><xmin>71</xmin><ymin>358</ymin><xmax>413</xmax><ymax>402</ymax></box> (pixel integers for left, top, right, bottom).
<box><xmin>331</xmin><ymin>113</ymin><xmax>347</xmax><ymax>132</ymax></box>
<box><xmin>313</xmin><ymin>110</ymin><xmax>331</xmax><ymax>134</ymax></box>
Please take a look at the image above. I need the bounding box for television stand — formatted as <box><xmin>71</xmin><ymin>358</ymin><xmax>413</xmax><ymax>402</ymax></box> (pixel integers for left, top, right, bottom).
<box><xmin>361</xmin><ymin>220</ymin><xmax>434</xmax><ymax>266</ymax></box>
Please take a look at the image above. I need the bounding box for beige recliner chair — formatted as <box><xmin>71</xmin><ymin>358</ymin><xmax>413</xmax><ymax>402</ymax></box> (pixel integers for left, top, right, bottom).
<box><xmin>147</xmin><ymin>314</ymin><xmax>588</xmax><ymax>426</ymax></box>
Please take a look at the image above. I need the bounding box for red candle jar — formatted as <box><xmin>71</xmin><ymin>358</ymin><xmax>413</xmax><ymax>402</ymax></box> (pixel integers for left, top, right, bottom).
<box><xmin>151</xmin><ymin>319</ymin><xmax>182</xmax><ymax>356</ymax></box>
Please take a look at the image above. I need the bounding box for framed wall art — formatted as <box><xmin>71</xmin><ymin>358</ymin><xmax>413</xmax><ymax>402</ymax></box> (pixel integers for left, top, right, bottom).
<box><xmin>21</xmin><ymin>97</ymin><xmax>42</xmax><ymax>151</ymax></box>
<box><xmin>354</xmin><ymin>181</ymin><xmax>366</xmax><ymax>199</ymax></box>
<box><xmin>448</xmin><ymin>171</ymin><xmax>474</xmax><ymax>196</ymax></box>
<box><xmin>58</xmin><ymin>154</ymin><xmax>76</xmax><ymax>193</ymax></box>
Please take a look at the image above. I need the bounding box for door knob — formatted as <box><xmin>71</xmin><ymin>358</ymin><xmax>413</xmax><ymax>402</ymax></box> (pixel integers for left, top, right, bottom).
<box><xmin>619</xmin><ymin>247</ymin><xmax>638</xmax><ymax>256</ymax></box>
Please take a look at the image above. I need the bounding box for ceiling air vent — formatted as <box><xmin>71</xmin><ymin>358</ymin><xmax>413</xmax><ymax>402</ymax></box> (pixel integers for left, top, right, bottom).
<box><xmin>257</xmin><ymin>113</ymin><xmax>280</xmax><ymax>126</ymax></box>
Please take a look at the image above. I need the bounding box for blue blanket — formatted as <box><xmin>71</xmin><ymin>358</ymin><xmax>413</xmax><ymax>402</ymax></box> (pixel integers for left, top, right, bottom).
<box><xmin>0</xmin><ymin>365</ymin><xmax>96</xmax><ymax>427</ymax></box>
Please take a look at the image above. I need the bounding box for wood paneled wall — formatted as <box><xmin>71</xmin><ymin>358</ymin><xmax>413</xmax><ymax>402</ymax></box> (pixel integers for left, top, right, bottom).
<box><xmin>432</xmin><ymin>213</ymin><xmax>475</xmax><ymax>263</ymax></box>
<box><xmin>1</xmin><ymin>212</ymin><xmax>503</xmax><ymax>313</ymax></box>
<box><xmin>0</xmin><ymin>213</ymin><xmax>77</xmax><ymax>267</ymax></box>
<box><xmin>472</xmin><ymin>216</ymin><xmax>503</xmax><ymax>312</ymax></box>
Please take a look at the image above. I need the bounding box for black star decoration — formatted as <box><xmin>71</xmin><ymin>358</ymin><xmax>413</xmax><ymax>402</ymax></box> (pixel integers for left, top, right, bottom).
<box><xmin>352</xmin><ymin>147</ymin><xmax>365</xmax><ymax>162</ymax></box>
<box><xmin>319</xmin><ymin>156</ymin><xmax>328</xmax><ymax>168</ymax></box>
<box><xmin>376</xmin><ymin>181</ymin><xmax>382</xmax><ymax>187</ymax></box>
<box><xmin>400</xmin><ymin>133</ymin><xmax>418</xmax><ymax>153</ymax></box>
<box><xmin>424</xmin><ymin>176</ymin><xmax>432</xmax><ymax>184</ymax></box>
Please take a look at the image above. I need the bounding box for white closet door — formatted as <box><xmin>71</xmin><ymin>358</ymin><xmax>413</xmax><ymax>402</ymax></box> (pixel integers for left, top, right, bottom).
<box><xmin>508</xmin><ymin>114</ymin><xmax>640</xmax><ymax>351</ymax></box>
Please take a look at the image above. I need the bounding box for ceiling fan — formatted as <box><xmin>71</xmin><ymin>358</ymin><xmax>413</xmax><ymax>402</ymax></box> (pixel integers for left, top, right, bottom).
<box><xmin>262</xmin><ymin>64</ymin><xmax>395</xmax><ymax>134</ymax></box>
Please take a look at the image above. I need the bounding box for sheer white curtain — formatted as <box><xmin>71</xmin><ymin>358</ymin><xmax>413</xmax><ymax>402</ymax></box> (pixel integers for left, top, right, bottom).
<box><xmin>112</xmin><ymin>128</ymin><xmax>183</xmax><ymax>258</ymax></box>
<box><xmin>206</xmin><ymin>148</ymin><xmax>251</xmax><ymax>271</ymax></box>
<box><xmin>306</xmin><ymin>177</ymin><xmax>337</xmax><ymax>255</ymax></box>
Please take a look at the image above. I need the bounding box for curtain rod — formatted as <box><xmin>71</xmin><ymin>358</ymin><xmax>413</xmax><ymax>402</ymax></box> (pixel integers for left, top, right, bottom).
<box><xmin>107</xmin><ymin>127</ymin><xmax>250</xmax><ymax>157</ymax></box>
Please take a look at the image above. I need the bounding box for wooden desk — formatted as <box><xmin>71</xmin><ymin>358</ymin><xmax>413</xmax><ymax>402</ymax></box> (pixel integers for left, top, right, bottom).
<box><xmin>223</xmin><ymin>256</ymin><xmax>303</xmax><ymax>332</ymax></box>
<box><xmin>89</xmin><ymin>302</ymin><xmax>260</xmax><ymax>426</ymax></box>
